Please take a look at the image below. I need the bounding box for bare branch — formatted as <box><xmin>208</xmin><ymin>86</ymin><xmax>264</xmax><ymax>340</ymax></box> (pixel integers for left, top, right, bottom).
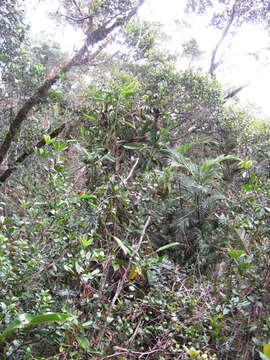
<box><xmin>96</xmin><ymin>216</ymin><xmax>151</xmax><ymax>347</ymax></box>
<box><xmin>224</xmin><ymin>82</ymin><xmax>249</xmax><ymax>100</ymax></box>
<box><xmin>124</xmin><ymin>157</ymin><xmax>140</xmax><ymax>183</ymax></box>
<box><xmin>89</xmin><ymin>50</ymin><xmax>120</xmax><ymax>67</ymax></box>
<box><xmin>58</xmin><ymin>13</ymin><xmax>92</xmax><ymax>23</ymax></box>
<box><xmin>71</xmin><ymin>0</ymin><xmax>83</xmax><ymax>16</ymax></box>
<box><xmin>209</xmin><ymin>0</ymin><xmax>239</xmax><ymax>76</ymax></box>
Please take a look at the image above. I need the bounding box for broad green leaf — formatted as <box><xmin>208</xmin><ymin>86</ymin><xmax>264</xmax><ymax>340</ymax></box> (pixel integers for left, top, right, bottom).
<box><xmin>0</xmin><ymin>313</ymin><xmax>33</xmax><ymax>342</ymax></box>
<box><xmin>76</xmin><ymin>336</ymin><xmax>90</xmax><ymax>351</ymax></box>
<box><xmin>43</xmin><ymin>135</ymin><xmax>54</xmax><ymax>144</ymax></box>
<box><xmin>3</xmin><ymin>219</ymin><xmax>12</xmax><ymax>225</ymax></box>
<box><xmin>82</xmin><ymin>320</ymin><xmax>93</xmax><ymax>328</ymax></box>
<box><xmin>156</xmin><ymin>242</ymin><xmax>180</xmax><ymax>252</ymax></box>
<box><xmin>0</xmin><ymin>53</ymin><xmax>6</xmax><ymax>62</ymax></box>
<box><xmin>64</xmin><ymin>264</ymin><xmax>76</xmax><ymax>275</ymax></box>
<box><xmin>104</xmin><ymin>153</ymin><xmax>115</xmax><ymax>162</ymax></box>
<box><xmin>80</xmin><ymin>235</ymin><xmax>94</xmax><ymax>248</ymax></box>
<box><xmin>99</xmin><ymin>90</ymin><xmax>112</xmax><ymax>95</ymax></box>
<box><xmin>54</xmin><ymin>141</ymin><xmax>67</xmax><ymax>152</ymax></box>
<box><xmin>227</xmin><ymin>249</ymin><xmax>244</xmax><ymax>259</ymax></box>
<box><xmin>202</xmin><ymin>155</ymin><xmax>241</xmax><ymax>171</ymax></box>
<box><xmin>0</xmin><ymin>313</ymin><xmax>70</xmax><ymax>343</ymax></box>
<box><xmin>30</xmin><ymin>313</ymin><xmax>70</xmax><ymax>325</ymax></box>
<box><xmin>146</xmin><ymin>270</ymin><xmax>154</xmax><ymax>286</ymax></box>
<box><xmin>35</xmin><ymin>148</ymin><xmax>47</xmax><ymax>157</ymax></box>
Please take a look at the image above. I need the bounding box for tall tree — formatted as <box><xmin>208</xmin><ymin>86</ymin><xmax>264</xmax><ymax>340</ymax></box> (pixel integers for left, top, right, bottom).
<box><xmin>0</xmin><ymin>0</ymin><xmax>145</xmax><ymax>167</ymax></box>
<box><xmin>185</xmin><ymin>0</ymin><xmax>270</xmax><ymax>96</ymax></box>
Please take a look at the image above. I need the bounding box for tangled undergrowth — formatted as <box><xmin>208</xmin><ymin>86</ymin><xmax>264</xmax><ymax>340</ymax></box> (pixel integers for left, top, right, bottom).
<box><xmin>0</xmin><ymin>80</ymin><xmax>270</xmax><ymax>360</ymax></box>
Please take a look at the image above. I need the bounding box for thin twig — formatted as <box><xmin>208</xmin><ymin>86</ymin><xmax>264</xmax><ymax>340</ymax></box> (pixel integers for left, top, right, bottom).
<box><xmin>124</xmin><ymin>157</ymin><xmax>140</xmax><ymax>183</ymax></box>
<box><xmin>90</xmin><ymin>51</ymin><xmax>120</xmax><ymax>67</ymax></box>
<box><xmin>110</xmin><ymin>216</ymin><xmax>150</xmax><ymax>309</ymax></box>
<box><xmin>112</xmin><ymin>346</ymin><xmax>162</xmax><ymax>358</ymax></box>
<box><xmin>126</xmin><ymin>319</ymin><xmax>142</xmax><ymax>345</ymax></box>
<box><xmin>100</xmin><ymin>351</ymin><xmax>127</xmax><ymax>359</ymax></box>
<box><xmin>96</xmin><ymin>216</ymin><xmax>151</xmax><ymax>347</ymax></box>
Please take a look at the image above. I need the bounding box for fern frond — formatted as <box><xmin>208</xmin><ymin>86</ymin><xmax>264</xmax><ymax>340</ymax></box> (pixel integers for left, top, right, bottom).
<box><xmin>201</xmin><ymin>155</ymin><xmax>240</xmax><ymax>172</ymax></box>
<box><xmin>176</xmin><ymin>138</ymin><xmax>218</xmax><ymax>154</ymax></box>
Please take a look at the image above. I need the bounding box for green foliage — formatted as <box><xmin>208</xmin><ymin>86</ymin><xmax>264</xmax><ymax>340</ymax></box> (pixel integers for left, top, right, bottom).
<box><xmin>0</xmin><ymin>2</ymin><xmax>270</xmax><ymax>359</ymax></box>
<box><xmin>0</xmin><ymin>312</ymin><xmax>71</xmax><ymax>344</ymax></box>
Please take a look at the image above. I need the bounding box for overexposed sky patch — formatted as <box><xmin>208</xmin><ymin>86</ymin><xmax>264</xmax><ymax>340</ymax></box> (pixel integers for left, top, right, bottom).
<box><xmin>140</xmin><ymin>0</ymin><xmax>270</xmax><ymax>118</ymax></box>
<box><xmin>27</xmin><ymin>1</ymin><xmax>84</xmax><ymax>52</ymax></box>
<box><xmin>27</xmin><ymin>0</ymin><xmax>270</xmax><ymax>118</ymax></box>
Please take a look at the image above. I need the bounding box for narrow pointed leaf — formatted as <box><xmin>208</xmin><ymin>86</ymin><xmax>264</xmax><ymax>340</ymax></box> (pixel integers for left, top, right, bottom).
<box><xmin>156</xmin><ymin>242</ymin><xmax>180</xmax><ymax>252</ymax></box>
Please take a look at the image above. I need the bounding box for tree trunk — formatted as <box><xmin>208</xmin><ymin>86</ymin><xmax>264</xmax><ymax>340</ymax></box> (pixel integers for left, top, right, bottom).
<box><xmin>0</xmin><ymin>0</ymin><xmax>145</xmax><ymax>167</ymax></box>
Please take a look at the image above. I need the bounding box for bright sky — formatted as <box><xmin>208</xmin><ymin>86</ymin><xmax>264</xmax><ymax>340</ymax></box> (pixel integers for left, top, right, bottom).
<box><xmin>28</xmin><ymin>0</ymin><xmax>270</xmax><ymax>118</ymax></box>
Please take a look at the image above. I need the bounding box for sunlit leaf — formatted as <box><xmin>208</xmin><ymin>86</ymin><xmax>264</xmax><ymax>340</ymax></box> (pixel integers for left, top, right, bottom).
<box><xmin>77</xmin><ymin>195</ymin><xmax>97</xmax><ymax>200</ymax></box>
<box><xmin>120</xmin><ymin>90</ymin><xmax>135</xmax><ymax>96</ymax></box>
<box><xmin>84</xmin><ymin>114</ymin><xmax>98</xmax><ymax>122</ymax></box>
<box><xmin>43</xmin><ymin>134</ymin><xmax>54</xmax><ymax>144</ymax></box>
<box><xmin>113</xmin><ymin>236</ymin><xmax>132</xmax><ymax>256</ymax></box>
<box><xmin>30</xmin><ymin>313</ymin><xmax>70</xmax><ymax>325</ymax></box>
<box><xmin>156</xmin><ymin>242</ymin><xmax>180</xmax><ymax>252</ymax></box>
<box><xmin>123</xmin><ymin>143</ymin><xmax>141</xmax><ymax>150</ymax></box>
<box><xmin>123</xmin><ymin>80</ymin><xmax>136</xmax><ymax>90</ymax></box>
<box><xmin>0</xmin><ymin>313</ymin><xmax>70</xmax><ymax>343</ymax></box>
<box><xmin>128</xmin><ymin>266</ymin><xmax>141</xmax><ymax>281</ymax></box>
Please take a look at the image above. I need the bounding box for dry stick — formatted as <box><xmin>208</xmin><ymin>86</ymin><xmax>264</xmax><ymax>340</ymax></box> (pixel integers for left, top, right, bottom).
<box><xmin>126</xmin><ymin>319</ymin><xmax>142</xmax><ymax>346</ymax></box>
<box><xmin>114</xmin><ymin>346</ymin><xmax>162</xmax><ymax>358</ymax></box>
<box><xmin>0</xmin><ymin>0</ymin><xmax>145</xmax><ymax>166</ymax></box>
<box><xmin>100</xmin><ymin>347</ymin><xmax>161</xmax><ymax>359</ymax></box>
<box><xmin>96</xmin><ymin>216</ymin><xmax>151</xmax><ymax>347</ymax></box>
<box><xmin>100</xmin><ymin>351</ymin><xmax>127</xmax><ymax>359</ymax></box>
<box><xmin>101</xmin><ymin>346</ymin><xmax>162</xmax><ymax>360</ymax></box>
<box><xmin>124</xmin><ymin>157</ymin><xmax>140</xmax><ymax>183</ymax></box>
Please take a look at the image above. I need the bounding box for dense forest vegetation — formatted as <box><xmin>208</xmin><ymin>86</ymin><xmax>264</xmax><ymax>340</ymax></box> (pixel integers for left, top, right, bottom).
<box><xmin>0</xmin><ymin>0</ymin><xmax>270</xmax><ymax>359</ymax></box>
